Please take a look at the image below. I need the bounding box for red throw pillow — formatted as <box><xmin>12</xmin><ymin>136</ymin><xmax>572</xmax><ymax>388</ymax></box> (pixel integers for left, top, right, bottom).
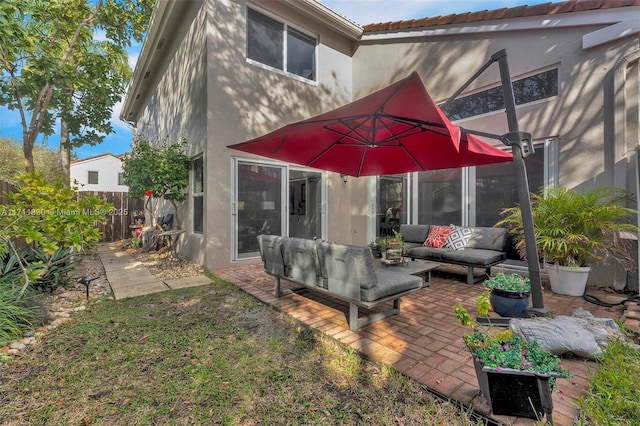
<box><xmin>423</xmin><ymin>225</ymin><xmax>452</xmax><ymax>248</ymax></box>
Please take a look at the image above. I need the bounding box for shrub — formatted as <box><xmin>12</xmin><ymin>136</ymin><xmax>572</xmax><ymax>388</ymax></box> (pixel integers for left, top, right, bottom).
<box><xmin>0</xmin><ymin>282</ymin><xmax>38</xmax><ymax>347</ymax></box>
<box><xmin>0</xmin><ymin>172</ymin><xmax>111</xmax><ymax>297</ymax></box>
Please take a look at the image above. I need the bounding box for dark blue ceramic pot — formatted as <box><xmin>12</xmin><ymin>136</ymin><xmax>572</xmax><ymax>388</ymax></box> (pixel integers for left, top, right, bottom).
<box><xmin>489</xmin><ymin>288</ymin><xmax>530</xmax><ymax>317</ymax></box>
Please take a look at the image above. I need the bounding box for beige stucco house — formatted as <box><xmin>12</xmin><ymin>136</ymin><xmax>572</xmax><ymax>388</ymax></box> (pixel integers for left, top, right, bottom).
<box><xmin>120</xmin><ymin>0</ymin><xmax>640</xmax><ymax>291</ymax></box>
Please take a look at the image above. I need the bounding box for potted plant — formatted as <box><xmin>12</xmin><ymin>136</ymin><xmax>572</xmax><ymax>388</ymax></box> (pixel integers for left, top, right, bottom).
<box><xmin>454</xmin><ymin>293</ymin><xmax>570</xmax><ymax>421</ymax></box>
<box><xmin>368</xmin><ymin>240</ymin><xmax>383</xmax><ymax>258</ymax></box>
<box><xmin>385</xmin><ymin>230</ymin><xmax>406</xmax><ymax>264</ymax></box>
<box><xmin>497</xmin><ymin>186</ymin><xmax>639</xmax><ymax>296</ymax></box>
<box><xmin>483</xmin><ymin>272</ymin><xmax>531</xmax><ymax>318</ymax></box>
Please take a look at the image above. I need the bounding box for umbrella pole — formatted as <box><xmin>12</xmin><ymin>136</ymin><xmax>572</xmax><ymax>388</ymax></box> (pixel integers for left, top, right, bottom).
<box><xmin>496</xmin><ymin>51</ymin><xmax>546</xmax><ymax>311</ymax></box>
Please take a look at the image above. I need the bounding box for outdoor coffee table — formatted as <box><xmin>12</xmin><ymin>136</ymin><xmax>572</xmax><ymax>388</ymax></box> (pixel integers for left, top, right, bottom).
<box><xmin>374</xmin><ymin>259</ymin><xmax>439</xmax><ymax>287</ymax></box>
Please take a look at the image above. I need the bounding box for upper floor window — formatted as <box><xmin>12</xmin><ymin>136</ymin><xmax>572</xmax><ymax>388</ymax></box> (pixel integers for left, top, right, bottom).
<box><xmin>441</xmin><ymin>68</ymin><xmax>559</xmax><ymax>121</ymax></box>
<box><xmin>246</xmin><ymin>8</ymin><xmax>316</xmax><ymax>81</ymax></box>
<box><xmin>88</xmin><ymin>171</ymin><xmax>99</xmax><ymax>185</ymax></box>
<box><xmin>118</xmin><ymin>172</ymin><xmax>125</xmax><ymax>186</ymax></box>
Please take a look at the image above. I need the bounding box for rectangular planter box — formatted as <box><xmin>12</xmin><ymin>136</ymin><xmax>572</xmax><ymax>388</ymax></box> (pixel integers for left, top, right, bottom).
<box><xmin>474</xmin><ymin>362</ymin><xmax>563</xmax><ymax>421</ymax></box>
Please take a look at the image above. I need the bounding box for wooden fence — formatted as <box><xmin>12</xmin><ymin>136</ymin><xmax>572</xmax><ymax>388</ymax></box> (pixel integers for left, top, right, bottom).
<box><xmin>0</xmin><ymin>179</ymin><xmax>17</xmax><ymax>205</ymax></box>
<box><xmin>77</xmin><ymin>191</ymin><xmax>145</xmax><ymax>242</ymax></box>
<box><xmin>1</xmin><ymin>181</ymin><xmax>144</xmax><ymax>242</ymax></box>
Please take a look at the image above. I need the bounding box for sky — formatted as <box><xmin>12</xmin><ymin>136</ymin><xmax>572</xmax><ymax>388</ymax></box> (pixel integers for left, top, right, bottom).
<box><xmin>0</xmin><ymin>0</ymin><xmax>552</xmax><ymax>161</ymax></box>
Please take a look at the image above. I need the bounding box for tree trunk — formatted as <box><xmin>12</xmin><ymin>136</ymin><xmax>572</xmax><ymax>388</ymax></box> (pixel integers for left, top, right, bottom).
<box><xmin>59</xmin><ymin>120</ymin><xmax>71</xmax><ymax>184</ymax></box>
<box><xmin>23</xmin><ymin>137</ymin><xmax>35</xmax><ymax>173</ymax></box>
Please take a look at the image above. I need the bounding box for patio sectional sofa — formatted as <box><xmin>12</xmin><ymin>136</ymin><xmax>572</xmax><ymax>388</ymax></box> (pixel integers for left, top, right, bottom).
<box><xmin>257</xmin><ymin>234</ymin><xmax>424</xmax><ymax>331</ymax></box>
<box><xmin>399</xmin><ymin>224</ymin><xmax>509</xmax><ymax>285</ymax></box>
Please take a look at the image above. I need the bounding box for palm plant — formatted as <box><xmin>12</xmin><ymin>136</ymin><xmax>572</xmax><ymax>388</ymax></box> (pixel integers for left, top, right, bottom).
<box><xmin>497</xmin><ymin>186</ymin><xmax>638</xmax><ymax>268</ymax></box>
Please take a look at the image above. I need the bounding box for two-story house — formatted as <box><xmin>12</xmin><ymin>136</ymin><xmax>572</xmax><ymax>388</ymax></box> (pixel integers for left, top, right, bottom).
<box><xmin>120</xmin><ymin>0</ymin><xmax>640</xmax><ymax>290</ymax></box>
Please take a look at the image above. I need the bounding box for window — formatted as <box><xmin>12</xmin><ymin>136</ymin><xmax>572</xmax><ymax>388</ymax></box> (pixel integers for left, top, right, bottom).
<box><xmin>118</xmin><ymin>172</ymin><xmax>125</xmax><ymax>186</ymax></box>
<box><xmin>475</xmin><ymin>141</ymin><xmax>551</xmax><ymax>227</ymax></box>
<box><xmin>376</xmin><ymin>176</ymin><xmax>407</xmax><ymax>237</ymax></box>
<box><xmin>88</xmin><ymin>171</ymin><xmax>99</xmax><ymax>185</ymax></box>
<box><xmin>416</xmin><ymin>169</ymin><xmax>463</xmax><ymax>225</ymax></box>
<box><xmin>412</xmin><ymin>140</ymin><xmax>555</xmax><ymax>230</ymax></box>
<box><xmin>192</xmin><ymin>156</ymin><xmax>204</xmax><ymax>234</ymax></box>
<box><xmin>247</xmin><ymin>8</ymin><xmax>316</xmax><ymax>81</ymax></box>
<box><xmin>442</xmin><ymin>69</ymin><xmax>559</xmax><ymax>120</ymax></box>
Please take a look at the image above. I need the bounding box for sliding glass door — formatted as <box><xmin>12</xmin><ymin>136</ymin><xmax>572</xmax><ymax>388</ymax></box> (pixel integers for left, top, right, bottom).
<box><xmin>234</xmin><ymin>162</ymin><xmax>285</xmax><ymax>259</ymax></box>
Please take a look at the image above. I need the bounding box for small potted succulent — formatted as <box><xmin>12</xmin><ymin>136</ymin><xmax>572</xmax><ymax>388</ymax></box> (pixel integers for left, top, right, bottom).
<box><xmin>483</xmin><ymin>272</ymin><xmax>531</xmax><ymax>318</ymax></box>
<box><xmin>453</xmin><ymin>293</ymin><xmax>570</xmax><ymax>421</ymax></box>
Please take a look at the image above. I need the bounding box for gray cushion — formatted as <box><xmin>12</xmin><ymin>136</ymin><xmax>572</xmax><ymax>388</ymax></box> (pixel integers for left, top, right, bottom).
<box><xmin>399</xmin><ymin>224</ymin><xmax>431</xmax><ymax>244</ymax></box>
<box><xmin>465</xmin><ymin>227</ymin><xmax>507</xmax><ymax>251</ymax></box>
<box><xmin>406</xmin><ymin>246</ymin><xmax>447</xmax><ymax>261</ymax></box>
<box><xmin>441</xmin><ymin>248</ymin><xmax>506</xmax><ymax>266</ymax></box>
<box><xmin>257</xmin><ymin>234</ymin><xmax>285</xmax><ymax>277</ymax></box>
<box><xmin>361</xmin><ymin>269</ymin><xmax>422</xmax><ymax>302</ymax></box>
<box><xmin>317</xmin><ymin>242</ymin><xmax>378</xmax><ymax>300</ymax></box>
<box><xmin>282</xmin><ymin>237</ymin><xmax>322</xmax><ymax>286</ymax></box>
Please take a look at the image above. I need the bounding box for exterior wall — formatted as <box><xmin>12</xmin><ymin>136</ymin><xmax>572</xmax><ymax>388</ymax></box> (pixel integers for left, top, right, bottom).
<box><xmin>351</xmin><ymin>21</ymin><xmax>640</xmax><ymax>287</ymax></box>
<box><xmin>134</xmin><ymin>1</ymin><xmax>208</xmax><ymax>264</ymax></box>
<box><xmin>353</xmin><ymin>25</ymin><xmax>636</xmax><ymax>189</ymax></box>
<box><xmin>125</xmin><ymin>1</ymin><xmax>639</xmax><ymax>288</ymax></box>
<box><xmin>206</xmin><ymin>0</ymin><xmax>356</xmax><ymax>270</ymax></box>
<box><xmin>70</xmin><ymin>155</ymin><xmax>128</xmax><ymax>192</ymax></box>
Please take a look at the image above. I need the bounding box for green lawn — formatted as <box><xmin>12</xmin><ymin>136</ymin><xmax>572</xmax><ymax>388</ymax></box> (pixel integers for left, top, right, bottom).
<box><xmin>0</xmin><ymin>275</ymin><xmax>484</xmax><ymax>425</ymax></box>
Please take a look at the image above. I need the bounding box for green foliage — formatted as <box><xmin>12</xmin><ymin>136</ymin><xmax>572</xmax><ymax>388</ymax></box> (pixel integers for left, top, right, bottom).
<box><xmin>0</xmin><ymin>0</ymin><xmax>153</xmax><ymax>171</ymax></box>
<box><xmin>0</xmin><ymin>284</ymin><xmax>38</xmax><ymax>346</ymax></box>
<box><xmin>483</xmin><ymin>272</ymin><xmax>530</xmax><ymax>293</ymax></box>
<box><xmin>0</xmin><ymin>138</ymin><xmax>63</xmax><ymax>184</ymax></box>
<box><xmin>453</xmin><ymin>293</ymin><xmax>569</xmax><ymax>381</ymax></box>
<box><xmin>577</xmin><ymin>338</ymin><xmax>640</xmax><ymax>425</ymax></box>
<box><xmin>0</xmin><ymin>173</ymin><xmax>110</xmax><ymax>296</ymax></box>
<box><xmin>497</xmin><ymin>186</ymin><xmax>640</xmax><ymax>267</ymax></box>
<box><xmin>123</xmin><ymin>138</ymin><xmax>191</xmax><ymax>202</ymax></box>
<box><xmin>122</xmin><ymin>138</ymin><xmax>191</xmax><ymax>228</ymax></box>
<box><xmin>1</xmin><ymin>173</ymin><xmax>111</xmax><ymax>253</ymax></box>
<box><xmin>6</xmin><ymin>246</ymin><xmax>81</xmax><ymax>293</ymax></box>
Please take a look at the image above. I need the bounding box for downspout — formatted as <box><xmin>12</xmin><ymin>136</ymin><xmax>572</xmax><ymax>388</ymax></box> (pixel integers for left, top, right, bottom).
<box><xmin>613</xmin><ymin>50</ymin><xmax>640</xmax><ymax>292</ymax></box>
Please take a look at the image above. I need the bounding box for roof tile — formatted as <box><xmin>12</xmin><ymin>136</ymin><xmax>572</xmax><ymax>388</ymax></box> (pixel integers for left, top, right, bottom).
<box><xmin>573</xmin><ymin>0</ymin><xmax>605</xmax><ymax>12</ymax></box>
<box><xmin>361</xmin><ymin>0</ymin><xmax>640</xmax><ymax>34</ymax></box>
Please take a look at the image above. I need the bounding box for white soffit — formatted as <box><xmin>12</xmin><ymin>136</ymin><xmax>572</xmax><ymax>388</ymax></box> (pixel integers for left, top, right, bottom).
<box><xmin>583</xmin><ymin>19</ymin><xmax>640</xmax><ymax>49</ymax></box>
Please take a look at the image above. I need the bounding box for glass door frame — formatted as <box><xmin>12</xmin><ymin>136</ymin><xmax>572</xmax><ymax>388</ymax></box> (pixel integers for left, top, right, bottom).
<box><xmin>231</xmin><ymin>158</ymin><xmax>288</xmax><ymax>261</ymax></box>
<box><xmin>231</xmin><ymin>158</ymin><xmax>327</xmax><ymax>261</ymax></box>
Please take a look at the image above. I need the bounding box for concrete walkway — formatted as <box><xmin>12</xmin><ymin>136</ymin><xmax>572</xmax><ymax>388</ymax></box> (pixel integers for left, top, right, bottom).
<box><xmin>95</xmin><ymin>243</ymin><xmax>212</xmax><ymax>299</ymax></box>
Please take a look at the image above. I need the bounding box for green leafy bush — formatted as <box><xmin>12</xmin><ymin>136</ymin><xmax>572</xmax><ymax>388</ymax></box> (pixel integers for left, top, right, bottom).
<box><xmin>3</xmin><ymin>247</ymin><xmax>80</xmax><ymax>293</ymax></box>
<box><xmin>0</xmin><ymin>172</ymin><xmax>111</xmax><ymax>297</ymax></box>
<box><xmin>0</xmin><ymin>283</ymin><xmax>38</xmax><ymax>347</ymax></box>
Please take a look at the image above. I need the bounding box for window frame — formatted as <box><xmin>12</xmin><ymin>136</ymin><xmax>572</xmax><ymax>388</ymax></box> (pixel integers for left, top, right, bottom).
<box><xmin>192</xmin><ymin>156</ymin><xmax>204</xmax><ymax>234</ymax></box>
<box><xmin>87</xmin><ymin>170</ymin><xmax>99</xmax><ymax>185</ymax></box>
<box><xmin>246</xmin><ymin>6</ymin><xmax>318</xmax><ymax>83</ymax></box>
<box><xmin>441</xmin><ymin>67</ymin><xmax>559</xmax><ymax>121</ymax></box>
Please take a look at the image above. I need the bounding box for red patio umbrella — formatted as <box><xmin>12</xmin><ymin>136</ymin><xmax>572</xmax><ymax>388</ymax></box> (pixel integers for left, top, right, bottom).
<box><xmin>228</xmin><ymin>72</ymin><xmax>512</xmax><ymax>177</ymax></box>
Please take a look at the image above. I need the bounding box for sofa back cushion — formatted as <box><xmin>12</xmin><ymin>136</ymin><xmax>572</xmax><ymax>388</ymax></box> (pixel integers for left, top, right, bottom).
<box><xmin>399</xmin><ymin>224</ymin><xmax>431</xmax><ymax>244</ymax></box>
<box><xmin>282</xmin><ymin>237</ymin><xmax>322</xmax><ymax>286</ymax></box>
<box><xmin>257</xmin><ymin>234</ymin><xmax>285</xmax><ymax>277</ymax></box>
<box><xmin>465</xmin><ymin>227</ymin><xmax>507</xmax><ymax>251</ymax></box>
<box><xmin>317</xmin><ymin>242</ymin><xmax>377</xmax><ymax>300</ymax></box>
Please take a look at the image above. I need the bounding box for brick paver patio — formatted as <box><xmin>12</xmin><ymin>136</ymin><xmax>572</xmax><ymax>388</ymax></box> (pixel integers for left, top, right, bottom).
<box><xmin>214</xmin><ymin>261</ymin><xmax>629</xmax><ymax>425</ymax></box>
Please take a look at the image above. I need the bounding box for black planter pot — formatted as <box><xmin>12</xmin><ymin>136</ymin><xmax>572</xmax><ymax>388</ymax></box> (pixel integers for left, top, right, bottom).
<box><xmin>474</xmin><ymin>362</ymin><xmax>562</xmax><ymax>424</ymax></box>
<box><xmin>489</xmin><ymin>288</ymin><xmax>530</xmax><ymax>318</ymax></box>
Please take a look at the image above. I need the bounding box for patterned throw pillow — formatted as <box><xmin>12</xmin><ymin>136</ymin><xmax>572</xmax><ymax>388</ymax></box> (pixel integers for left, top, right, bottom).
<box><xmin>444</xmin><ymin>225</ymin><xmax>473</xmax><ymax>250</ymax></box>
<box><xmin>423</xmin><ymin>225</ymin><xmax>452</xmax><ymax>248</ymax></box>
